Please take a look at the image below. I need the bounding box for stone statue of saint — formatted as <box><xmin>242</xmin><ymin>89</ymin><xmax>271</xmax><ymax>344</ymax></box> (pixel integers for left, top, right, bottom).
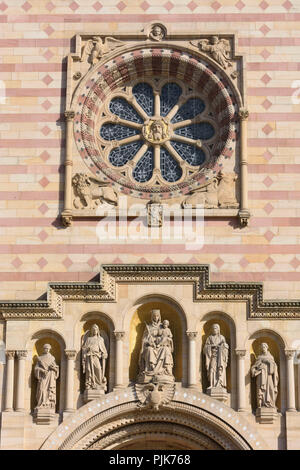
<box><xmin>203</xmin><ymin>323</ymin><xmax>229</xmax><ymax>390</ymax></box>
<box><xmin>138</xmin><ymin>309</ymin><xmax>174</xmax><ymax>383</ymax></box>
<box><xmin>251</xmin><ymin>342</ymin><xmax>279</xmax><ymax>409</ymax></box>
<box><xmin>82</xmin><ymin>324</ymin><xmax>108</xmax><ymax>391</ymax></box>
<box><xmin>34</xmin><ymin>343</ymin><xmax>59</xmax><ymax>410</ymax></box>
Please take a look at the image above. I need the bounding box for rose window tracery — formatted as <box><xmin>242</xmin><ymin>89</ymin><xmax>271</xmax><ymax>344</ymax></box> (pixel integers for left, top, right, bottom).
<box><xmin>97</xmin><ymin>80</ymin><xmax>216</xmax><ymax>187</ymax></box>
<box><xmin>75</xmin><ymin>47</ymin><xmax>237</xmax><ymax>200</ymax></box>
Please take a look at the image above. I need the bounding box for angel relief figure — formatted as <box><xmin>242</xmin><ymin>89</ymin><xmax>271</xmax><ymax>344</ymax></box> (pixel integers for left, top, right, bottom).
<box><xmin>81</xmin><ymin>36</ymin><xmax>125</xmax><ymax>66</ymax></box>
<box><xmin>191</xmin><ymin>36</ymin><xmax>232</xmax><ymax>69</ymax></box>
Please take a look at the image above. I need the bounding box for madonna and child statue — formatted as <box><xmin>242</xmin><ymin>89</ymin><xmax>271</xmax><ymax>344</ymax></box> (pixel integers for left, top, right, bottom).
<box><xmin>137</xmin><ymin>309</ymin><xmax>175</xmax><ymax>385</ymax></box>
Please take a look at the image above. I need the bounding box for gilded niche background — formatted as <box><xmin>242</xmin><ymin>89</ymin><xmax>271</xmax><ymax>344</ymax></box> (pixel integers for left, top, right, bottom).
<box><xmin>129</xmin><ymin>301</ymin><xmax>183</xmax><ymax>383</ymax></box>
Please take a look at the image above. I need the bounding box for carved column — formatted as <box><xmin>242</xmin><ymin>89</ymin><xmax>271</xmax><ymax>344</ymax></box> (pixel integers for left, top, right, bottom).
<box><xmin>285</xmin><ymin>349</ymin><xmax>296</xmax><ymax>412</ymax></box>
<box><xmin>114</xmin><ymin>331</ymin><xmax>125</xmax><ymax>388</ymax></box>
<box><xmin>16</xmin><ymin>350</ymin><xmax>28</xmax><ymax>412</ymax></box>
<box><xmin>235</xmin><ymin>349</ymin><xmax>246</xmax><ymax>411</ymax></box>
<box><xmin>238</xmin><ymin>107</ymin><xmax>250</xmax><ymax>227</ymax></box>
<box><xmin>64</xmin><ymin>349</ymin><xmax>76</xmax><ymax>412</ymax></box>
<box><xmin>62</xmin><ymin>110</ymin><xmax>75</xmax><ymax>226</ymax></box>
<box><xmin>4</xmin><ymin>350</ymin><xmax>15</xmax><ymax>411</ymax></box>
<box><xmin>186</xmin><ymin>331</ymin><xmax>198</xmax><ymax>388</ymax></box>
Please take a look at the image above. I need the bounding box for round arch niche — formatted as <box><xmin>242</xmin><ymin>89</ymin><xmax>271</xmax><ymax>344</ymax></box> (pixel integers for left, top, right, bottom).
<box><xmin>79</xmin><ymin>312</ymin><xmax>115</xmax><ymax>393</ymax></box>
<box><xmin>248</xmin><ymin>330</ymin><xmax>285</xmax><ymax>413</ymax></box>
<box><xmin>129</xmin><ymin>298</ymin><xmax>187</xmax><ymax>383</ymax></box>
<box><xmin>200</xmin><ymin>313</ymin><xmax>236</xmax><ymax>396</ymax></box>
<box><xmin>30</xmin><ymin>331</ymin><xmax>65</xmax><ymax>414</ymax></box>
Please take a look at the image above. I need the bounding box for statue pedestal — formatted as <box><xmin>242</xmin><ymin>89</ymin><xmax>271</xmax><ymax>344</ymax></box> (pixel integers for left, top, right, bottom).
<box><xmin>34</xmin><ymin>407</ymin><xmax>56</xmax><ymax>425</ymax></box>
<box><xmin>137</xmin><ymin>372</ymin><xmax>175</xmax><ymax>385</ymax></box>
<box><xmin>256</xmin><ymin>407</ymin><xmax>278</xmax><ymax>424</ymax></box>
<box><xmin>206</xmin><ymin>387</ymin><xmax>228</xmax><ymax>403</ymax></box>
<box><xmin>83</xmin><ymin>387</ymin><xmax>106</xmax><ymax>403</ymax></box>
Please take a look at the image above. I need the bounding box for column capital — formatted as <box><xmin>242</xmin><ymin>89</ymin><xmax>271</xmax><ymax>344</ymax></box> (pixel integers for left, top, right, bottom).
<box><xmin>64</xmin><ymin>110</ymin><xmax>75</xmax><ymax>121</ymax></box>
<box><xmin>235</xmin><ymin>349</ymin><xmax>246</xmax><ymax>357</ymax></box>
<box><xmin>238</xmin><ymin>107</ymin><xmax>249</xmax><ymax>121</ymax></box>
<box><xmin>16</xmin><ymin>350</ymin><xmax>28</xmax><ymax>359</ymax></box>
<box><xmin>65</xmin><ymin>349</ymin><xmax>77</xmax><ymax>360</ymax></box>
<box><xmin>186</xmin><ymin>331</ymin><xmax>198</xmax><ymax>340</ymax></box>
<box><xmin>114</xmin><ymin>331</ymin><xmax>125</xmax><ymax>340</ymax></box>
<box><xmin>5</xmin><ymin>350</ymin><xmax>15</xmax><ymax>359</ymax></box>
<box><xmin>285</xmin><ymin>349</ymin><xmax>296</xmax><ymax>359</ymax></box>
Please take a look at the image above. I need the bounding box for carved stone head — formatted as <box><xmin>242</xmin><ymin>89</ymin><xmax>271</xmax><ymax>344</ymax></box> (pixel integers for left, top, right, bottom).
<box><xmin>43</xmin><ymin>343</ymin><xmax>51</xmax><ymax>354</ymax></box>
<box><xmin>260</xmin><ymin>342</ymin><xmax>269</xmax><ymax>355</ymax></box>
<box><xmin>151</xmin><ymin>309</ymin><xmax>161</xmax><ymax>324</ymax></box>
<box><xmin>149</xmin><ymin>24</ymin><xmax>166</xmax><ymax>41</ymax></box>
<box><xmin>90</xmin><ymin>323</ymin><xmax>100</xmax><ymax>336</ymax></box>
<box><xmin>212</xmin><ymin>323</ymin><xmax>220</xmax><ymax>335</ymax></box>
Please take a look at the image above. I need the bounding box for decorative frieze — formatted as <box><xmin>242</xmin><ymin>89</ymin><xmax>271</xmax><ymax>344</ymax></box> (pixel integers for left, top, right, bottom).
<box><xmin>2</xmin><ymin>264</ymin><xmax>300</xmax><ymax>319</ymax></box>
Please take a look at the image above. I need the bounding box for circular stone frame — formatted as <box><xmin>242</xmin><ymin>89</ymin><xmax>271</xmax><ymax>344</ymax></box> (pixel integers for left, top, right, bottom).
<box><xmin>74</xmin><ymin>46</ymin><xmax>238</xmax><ymax>199</ymax></box>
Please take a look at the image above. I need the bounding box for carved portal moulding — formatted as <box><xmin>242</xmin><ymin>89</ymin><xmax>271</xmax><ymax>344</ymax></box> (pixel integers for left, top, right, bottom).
<box><xmin>62</xmin><ymin>23</ymin><xmax>250</xmax><ymax>227</ymax></box>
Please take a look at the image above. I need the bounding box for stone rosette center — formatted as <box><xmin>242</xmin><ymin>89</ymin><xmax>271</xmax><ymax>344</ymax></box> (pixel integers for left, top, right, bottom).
<box><xmin>142</xmin><ymin>118</ymin><xmax>170</xmax><ymax>144</ymax></box>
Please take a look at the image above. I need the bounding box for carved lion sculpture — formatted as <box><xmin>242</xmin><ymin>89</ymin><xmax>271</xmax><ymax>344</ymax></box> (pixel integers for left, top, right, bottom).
<box><xmin>72</xmin><ymin>173</ymin><xmax>118</xmax><ymax>210</ymax></box>
<box><xmin>182</xmin><ymin>172</ymin><xmax>238</xmax><ymax>209</ymax></box>
<box><xmin>217</xmin><ymin>172</ymin><xmax>239</xmax><ymax>208</ymax></box>
<box><xmin>182</xmin><ymin>177</ymin><xmax>219</xmax><ymax>208</ymax></box>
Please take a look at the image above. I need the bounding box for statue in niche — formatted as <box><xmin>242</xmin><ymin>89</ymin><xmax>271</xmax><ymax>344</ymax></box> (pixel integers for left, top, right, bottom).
<box><xmin>251</xmin><ymin>342</ymin><xmax>279</xmax><ymax>409</ymax></box>
<box><xmin>138</xmin><ymin>309</ymin><xmax>174</xmax><ymax>384</ymax></box>
<box><xmin>203</xmin><ymin>323</ymin><xmax>229</xmax><ymax>398</ymax></box>
<box><xmin>82</xmin><ymin>324</ymin><xmax>108</xmax><ymax>393</ymax></box>
<box><xmin>191</xmin><ymin>36</ymin><xmax>232</xmax><ymax>69</ymax></box>
<box><xmin>34</xmin><ymin>344</ymin><xmax>59</xmax><ymax>410</ymax></box>
<box><xmin>136</xmin><ymin>309</ymin><xmax>175</xmax><ymax>410</ymax></box>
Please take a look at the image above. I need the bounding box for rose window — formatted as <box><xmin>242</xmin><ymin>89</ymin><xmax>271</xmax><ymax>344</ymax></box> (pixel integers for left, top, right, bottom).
<box><xmin>96</xmin><ymin>80</ymin><xmax>217</xmax><ymax>190</ymax></box>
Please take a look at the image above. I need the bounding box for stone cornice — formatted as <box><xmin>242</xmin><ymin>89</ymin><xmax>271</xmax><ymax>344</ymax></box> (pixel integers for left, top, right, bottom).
<box><xmin>1</xmin><ymin>264</ymin><xmax>300</xmax><ymax>319</ymax></box>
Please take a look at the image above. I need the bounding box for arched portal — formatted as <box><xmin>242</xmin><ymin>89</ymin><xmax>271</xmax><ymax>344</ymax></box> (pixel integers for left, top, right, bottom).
<box><xmin>41</xmin><ymin>386</ymin><xmax>269</xmax><ymax>450</ymax></box>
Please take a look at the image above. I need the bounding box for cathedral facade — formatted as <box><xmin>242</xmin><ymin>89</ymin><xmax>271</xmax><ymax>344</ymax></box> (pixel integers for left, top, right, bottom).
<box><xmin>0</xmin><ymin>0</ymin><xmax>300</xmax><ymax>450</ymax></box>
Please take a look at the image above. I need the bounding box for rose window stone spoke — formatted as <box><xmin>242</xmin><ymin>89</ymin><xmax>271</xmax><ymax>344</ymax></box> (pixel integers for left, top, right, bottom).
<box><xmin>170</xmin><ymin>141</ymin><xmax>206</xmax><ymax>166</ymax></box>
<box><xmin>109</xmin><ymin>141</ymin><xmax>143</xmax><ymax>167</ymax></box>
<box><xmin>171</xmin><ymin>98</ymin><xmax>206</xmax><ymax>123</ymax></box>
<box><xmin>132</xmin><ymin>147</ymin><xmax>154</xmax><ymax>183</ymax></box>
<box><xmin>100</xmin><ymin>123</ymin><xmax>140</xmax><ymax>141</ymax></box>
<box><xmin>160</xmin><ymin>147</ymin><xmax>182</xmax><ymax>182</ymax></box>
<box><xmin>109</xmin><ymin>97</ymin><xmax>144</xmax><ymax>123</ymax></box>
<box><xmin>132</xmin><ymin>82</ymin><xmax>154</xmax><ymax>116</ymax></box>
<box><xmin>98</xmin><ymin>80</ymin><xmax>216</xmax><ymax>186</ymax></box>
<box><xmin>174</xmin><ymin>122</ymin><xmax>215</xmax><ymax>140</ymax></box>
<box><xmin>160</xmin><ymin>83</ymin><xmax>182</xmax><ymax>116</ymax></box>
